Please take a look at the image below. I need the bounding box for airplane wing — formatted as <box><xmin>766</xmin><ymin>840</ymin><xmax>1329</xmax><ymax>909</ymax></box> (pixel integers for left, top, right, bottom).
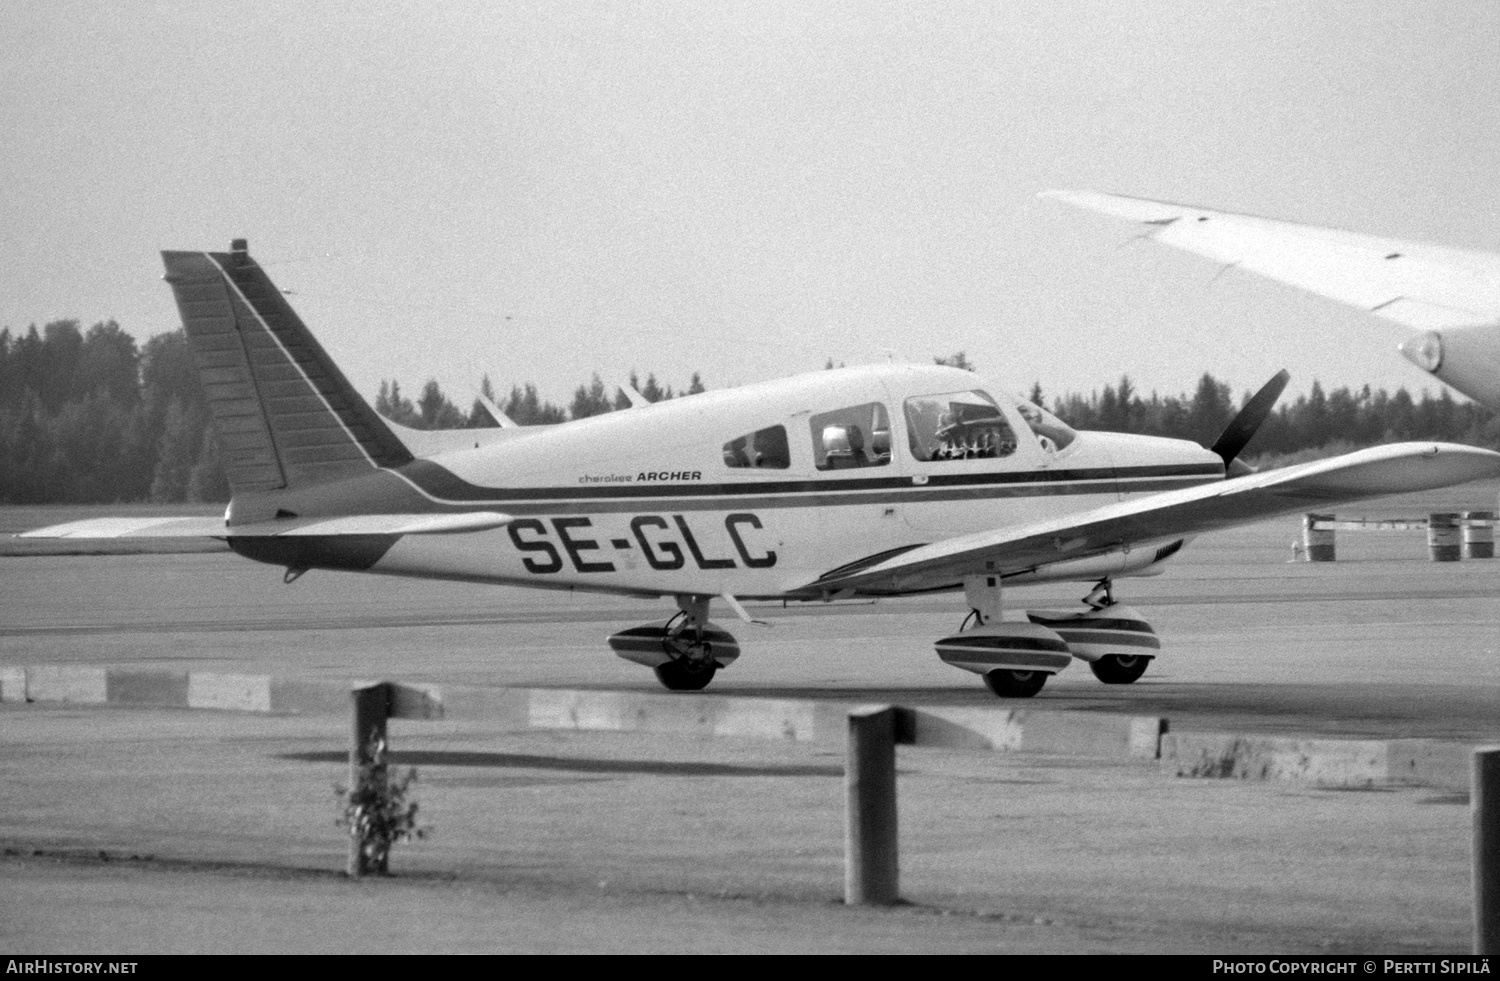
<box><xmin>1041</xmin><ymin>190</ymin><xmax>1500</xmax><ymax>330</ymax></box>
<box><xmin>1041</xmin><ymin>190</ymin><xmax>1500</xmax><ymax>409</ymax></box>
<box><xmin>806</xmin><ymin>442</ymin><xmax>1500</xmax><ymax>595</ymax></box>
<box><xmin>19</xmin><ymin>512</ymin><xmax>513</xmax><ymax>539</ymax></box>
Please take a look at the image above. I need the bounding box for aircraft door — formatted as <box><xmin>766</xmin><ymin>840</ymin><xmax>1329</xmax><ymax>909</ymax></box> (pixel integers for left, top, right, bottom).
<box><xmin>899</xmin><ymin>389</ymin><xmax>1049</xmax><ymax>538</ymax></box>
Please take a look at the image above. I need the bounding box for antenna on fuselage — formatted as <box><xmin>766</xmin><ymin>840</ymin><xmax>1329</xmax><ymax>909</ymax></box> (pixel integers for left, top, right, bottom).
<box><xmin>615</xmin><ymin>379</ymin><xmax>647</xmax><ymax>408</ymax></box>
<box><xmin>470</xmin><ymin>387</ymin><xmax>517</xmax><ymax>428</ymax></box>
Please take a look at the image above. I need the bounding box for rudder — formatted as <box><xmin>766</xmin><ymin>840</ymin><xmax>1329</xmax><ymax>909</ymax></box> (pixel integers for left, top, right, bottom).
<box><xmin>161</xmin><ymin>241</ymin><xmax>412</xmax><ymax>494</ymax></box>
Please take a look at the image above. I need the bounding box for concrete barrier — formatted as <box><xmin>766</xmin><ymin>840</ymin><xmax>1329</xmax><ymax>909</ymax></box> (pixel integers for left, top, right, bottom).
<box><xmin>1163</xmin><ymin>733</ymin><xmax>1476</xmax><ymax>790</ymax></box>
<box><xmin>524</xmin><ymin>688</ymin><xmax>848</xmax><ymax>744</ymax></box>
<box><xmin>25</xmin><ymin>666</ymin><xmax>107</xmax><ymax>704</ymax></box>
<box><xmin>187</xmin><ymin>672</ymin><xmax>274</xmax><ymax>713</ymax></box>
<box><xmin>1</xmin><ymin>663</ymin><xmax>1478</xmax><ymax>789</ymax></box>
<box><xmin>0</xmin><ymin>665</ymin><xmax>25</xmax><ymax>703</ymax></box>
<box><xmin>106</xmin><ymin>668</ymin><xmax>189</xmax><ymax>707</ymax></box>
<box><xmin>7</xmin><ymin>664</ymin><xmax>1162</xmax><ymax>759</ymax></box>
<box><xmin>905</xmin><ymin>706</ymin><xmax>1162</xmax><ymax>758</ymax></box>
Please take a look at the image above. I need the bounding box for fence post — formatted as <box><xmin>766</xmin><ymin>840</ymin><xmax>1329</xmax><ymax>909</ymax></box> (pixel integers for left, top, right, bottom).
<box><xmin>1464</xmin><ymin>511</ymin><xmax>1495</xmax><ymax>560</ymax></box>
<box><xmin>846</xmin><ymin>705</ymin><xmax>899</xmax><ymax>905</ymax></box>
<box><xmin>348</xmin><ymin>682</ymin><xmax>391</xmax><ymax>878</ymax></box>
<box><xmin>1476</xmin><ymin>746</ymin><xmax>1500</xmax><ymax>954</ymax></box>
<box><xmin>1302</xmin><ymin>513</ymin><xmax>1335</xmax><ymax>562</ymax></box>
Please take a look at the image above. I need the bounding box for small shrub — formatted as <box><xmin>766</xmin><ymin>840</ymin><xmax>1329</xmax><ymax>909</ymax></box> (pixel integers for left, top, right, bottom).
<box><xmin>335</xmin><ymin>733</ymin><xmax>430</xmax><ymax>876</ymax></box>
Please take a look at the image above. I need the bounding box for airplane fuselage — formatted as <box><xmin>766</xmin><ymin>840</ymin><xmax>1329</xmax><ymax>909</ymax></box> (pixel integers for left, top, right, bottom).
<box><xmin>225</xmin><ymin>363</ymin><xmax>1225</xmax><ymax>599</ymax></box>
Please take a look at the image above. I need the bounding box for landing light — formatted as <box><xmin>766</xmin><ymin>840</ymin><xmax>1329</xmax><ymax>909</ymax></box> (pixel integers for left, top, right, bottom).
<box><xmin>1400</xmin><ymin>331</ymin><xmax>1444</xmax><ymax>373</ymax></box>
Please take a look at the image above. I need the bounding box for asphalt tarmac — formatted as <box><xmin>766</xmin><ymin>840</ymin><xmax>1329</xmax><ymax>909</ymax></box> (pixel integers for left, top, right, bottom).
<box><xmin>2</xmin><ymin>494</ymin><xmax>1498</xmax><ymax>953</ymax></box>
<box><xmin>5</xmin><ymin>505</ymin><xmax>1498</xmax><ymax>740</ymax></box>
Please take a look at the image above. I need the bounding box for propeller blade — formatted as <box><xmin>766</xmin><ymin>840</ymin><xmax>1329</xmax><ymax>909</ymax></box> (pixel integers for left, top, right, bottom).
<box><xmin>1210</xmin><ymin>369</ymin><xmax>1290</xmax><ymax>474</ymax></box>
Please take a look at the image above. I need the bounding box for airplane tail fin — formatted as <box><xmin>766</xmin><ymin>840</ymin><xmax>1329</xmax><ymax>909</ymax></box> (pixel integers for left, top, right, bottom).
<box><xmin>161</xmin><ymin>241</ymin><xmax>413</xmax><ymax>496</ymax></box>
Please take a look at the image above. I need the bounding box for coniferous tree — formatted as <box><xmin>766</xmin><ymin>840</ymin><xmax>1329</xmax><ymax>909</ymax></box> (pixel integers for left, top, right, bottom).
<box><xmin>187</xmin><ymin>428</ymin><xmax>231</xmax><ymax>502</ymax></box>
<box><xmin>150</xmin><ymin>398</ymin><xmax>197</xmax><ymax>503</ymax></box>
<box><xmin>416</xmin><ymin>379</ymin><xmax>465</xmax><ymax>429</ymax></box>
<box><xmin>569</xmin><ymin>374</ymin><xmax>613</xmax><ymax>419</ymax></box>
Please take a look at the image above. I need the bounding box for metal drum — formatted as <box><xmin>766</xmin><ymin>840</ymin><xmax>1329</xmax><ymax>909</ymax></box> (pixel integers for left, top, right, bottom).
<box><xmin>1464</xmin><ymin>510</ymin><xmax>1495</xmax><ymax>559</ymax></box>
<box><xmin>1302</xmin><ymin>513</ymin><xmax>1336</xmax><ymax>562</ymax></box>
<box><xmin>1428</xmin><ymin>512</ymin><xmax>1462</xmax><ymax>562</ymax></box>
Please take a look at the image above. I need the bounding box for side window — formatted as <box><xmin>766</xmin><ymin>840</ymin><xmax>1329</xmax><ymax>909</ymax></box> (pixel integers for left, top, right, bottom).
<box><xmin>904</xmin><ymin>390</ymin><xmax>1018</xmax><ymax>462</ymax></box>
<box><xmin>722</xmin><ymin>425</ymin><xmax>790</xmax><ymax>469</ymax></box>
<box><xmin>811</xmin><ymin>402</ymin><xmax>891</xmax><ymax>471</ymax></box>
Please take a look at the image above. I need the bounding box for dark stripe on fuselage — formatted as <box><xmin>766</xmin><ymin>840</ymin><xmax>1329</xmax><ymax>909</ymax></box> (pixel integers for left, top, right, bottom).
<box><xmin>401</xmin><ymin>458</ymin><xmax>1220</xmax><ymax>500</ymax></box>
<box><xmin>394</xmin><ymin>459</ymin><xmax>1221</xmax><ymax>513</ymax></box>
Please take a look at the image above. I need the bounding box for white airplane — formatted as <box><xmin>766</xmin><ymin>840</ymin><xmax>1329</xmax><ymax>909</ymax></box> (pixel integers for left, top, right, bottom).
<box><xmin>22</xmin><ymin>241</ymin><xmax>1500</xmax><ymax>697</ymax></box>
<box><xmin>1042</xmin><ymin>190</ymin><xmax>1500</xmax><ymax>410</ymax></box>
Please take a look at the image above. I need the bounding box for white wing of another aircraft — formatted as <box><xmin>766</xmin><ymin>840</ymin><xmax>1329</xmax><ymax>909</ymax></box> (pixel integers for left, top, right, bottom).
<box><xmin>1041</xmin><ymin>190</ymin><xmax>1500</xmax><ymax>409</ymax></box>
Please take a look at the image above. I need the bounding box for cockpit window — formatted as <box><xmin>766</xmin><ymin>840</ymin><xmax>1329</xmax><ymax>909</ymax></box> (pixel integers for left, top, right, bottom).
<box><xmin>904</xmin><ymin>390</ymin><xmax>1018</xmax><ymax>462</ymax></box>
<box><xmin>1011</xmin><ymin>397</ymin><xmax>1076</xmax><ymax>452</ymax></box>
<box><xmin>811</xmin><ymin>402</ymin><xmax>891</xmax><ymax>470</ymax></box>
<box><xmin>722</xmin><ymin>425</ymin><xmax>790</xmax><ymax>469</ymax></box>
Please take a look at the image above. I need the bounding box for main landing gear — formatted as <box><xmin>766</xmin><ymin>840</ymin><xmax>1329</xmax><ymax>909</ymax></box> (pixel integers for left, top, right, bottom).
<box><xmin>935</xmin><ymin>576</ymin><xmax>1160</xmax><ymax>698</ymax></box>
<box><xmin>606</xmin><ymin>594</ymin><xmax>741</xmax><ymax>692</ymax></box>
<box><xmin>605</xmin><ymin>579</ymin><xmax>1160</xmax><ymax>698</ymax></box>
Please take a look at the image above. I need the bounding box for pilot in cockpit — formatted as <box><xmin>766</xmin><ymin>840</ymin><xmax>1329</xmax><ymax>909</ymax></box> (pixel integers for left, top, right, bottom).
<box><xmin>840</xmin><ymin>425</ymin><xmax>866</xmax><ymax>468</ymax></box>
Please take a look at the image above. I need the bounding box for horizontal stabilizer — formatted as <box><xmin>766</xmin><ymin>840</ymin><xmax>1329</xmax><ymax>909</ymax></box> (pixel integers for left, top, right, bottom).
<box><xmin>20</xmin><ymin>512</ymin><xmax>512</xmax><ymax>540</ymax></box>
<box><xmin>808</xmin><ymin>442</ymin><xmax>1500</xmax><ymax>594</ymax></box>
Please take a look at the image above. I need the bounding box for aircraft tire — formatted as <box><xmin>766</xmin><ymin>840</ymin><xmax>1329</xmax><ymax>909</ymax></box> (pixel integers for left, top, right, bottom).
<box><xmin>1089</xmin><ymin>653</ymin><xmax>1151</xmax><ymax>684</ymax></box>
<box><xmin>982</xmin><ymin>669</ymin><xmax>1048</xmax><ymax>698</ymax></box>
<box><xmin>654</xmin><ymin>659</ymin><xmax>718</xmax><ymax>692</ymax></box>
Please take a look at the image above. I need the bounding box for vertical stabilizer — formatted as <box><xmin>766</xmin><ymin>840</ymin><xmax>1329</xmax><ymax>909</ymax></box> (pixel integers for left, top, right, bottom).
<box><xmin>161</xmin><ymin>243</ymin><xmax>413</xmax><ymax>494</ymax></box>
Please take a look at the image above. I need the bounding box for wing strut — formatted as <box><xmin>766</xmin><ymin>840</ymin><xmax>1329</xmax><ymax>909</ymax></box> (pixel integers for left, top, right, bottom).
<box><xmin>720</xmin><ymin>593</ymin><xmax>770</xmax><ymax>626</ymax></box>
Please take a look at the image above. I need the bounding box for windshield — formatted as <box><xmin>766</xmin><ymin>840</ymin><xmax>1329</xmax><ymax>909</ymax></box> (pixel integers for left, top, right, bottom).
<box><xmin>1011</xmin><ymin>397</ymin><xmax>1076</xmax><ymax>451</ymax></box>
<box><xmin>903</xmin><ymin>390</ymin><xmax>1018</xmax><ymax>462</ymax></box>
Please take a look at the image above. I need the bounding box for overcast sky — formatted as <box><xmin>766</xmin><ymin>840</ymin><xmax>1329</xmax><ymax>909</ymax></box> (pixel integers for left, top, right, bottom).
<box><xmin>4</xmin><ymin>1</ymin><xmax>1499</xmax><ymax>410</ymax></box>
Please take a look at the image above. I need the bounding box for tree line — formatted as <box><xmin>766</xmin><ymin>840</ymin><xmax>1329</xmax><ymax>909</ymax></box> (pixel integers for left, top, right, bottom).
<box><xmin>0</xmin><ymin>321</ymin><xmax>226</xmax><ymax>504</ymax></box>
<box><xmin>1037</xmin><ymin>371</ymin><xmax>1499</xmax><ymax>466</ymax></box>
<box><xmin>2</xmin><ymin>326</ymin><xmax>1494</xmax><ymax>504</ymax></box>
<box><xmin>374</xmin><ymin>369</ymin><xmax>705</xmax><ymax>429</ymax></box>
